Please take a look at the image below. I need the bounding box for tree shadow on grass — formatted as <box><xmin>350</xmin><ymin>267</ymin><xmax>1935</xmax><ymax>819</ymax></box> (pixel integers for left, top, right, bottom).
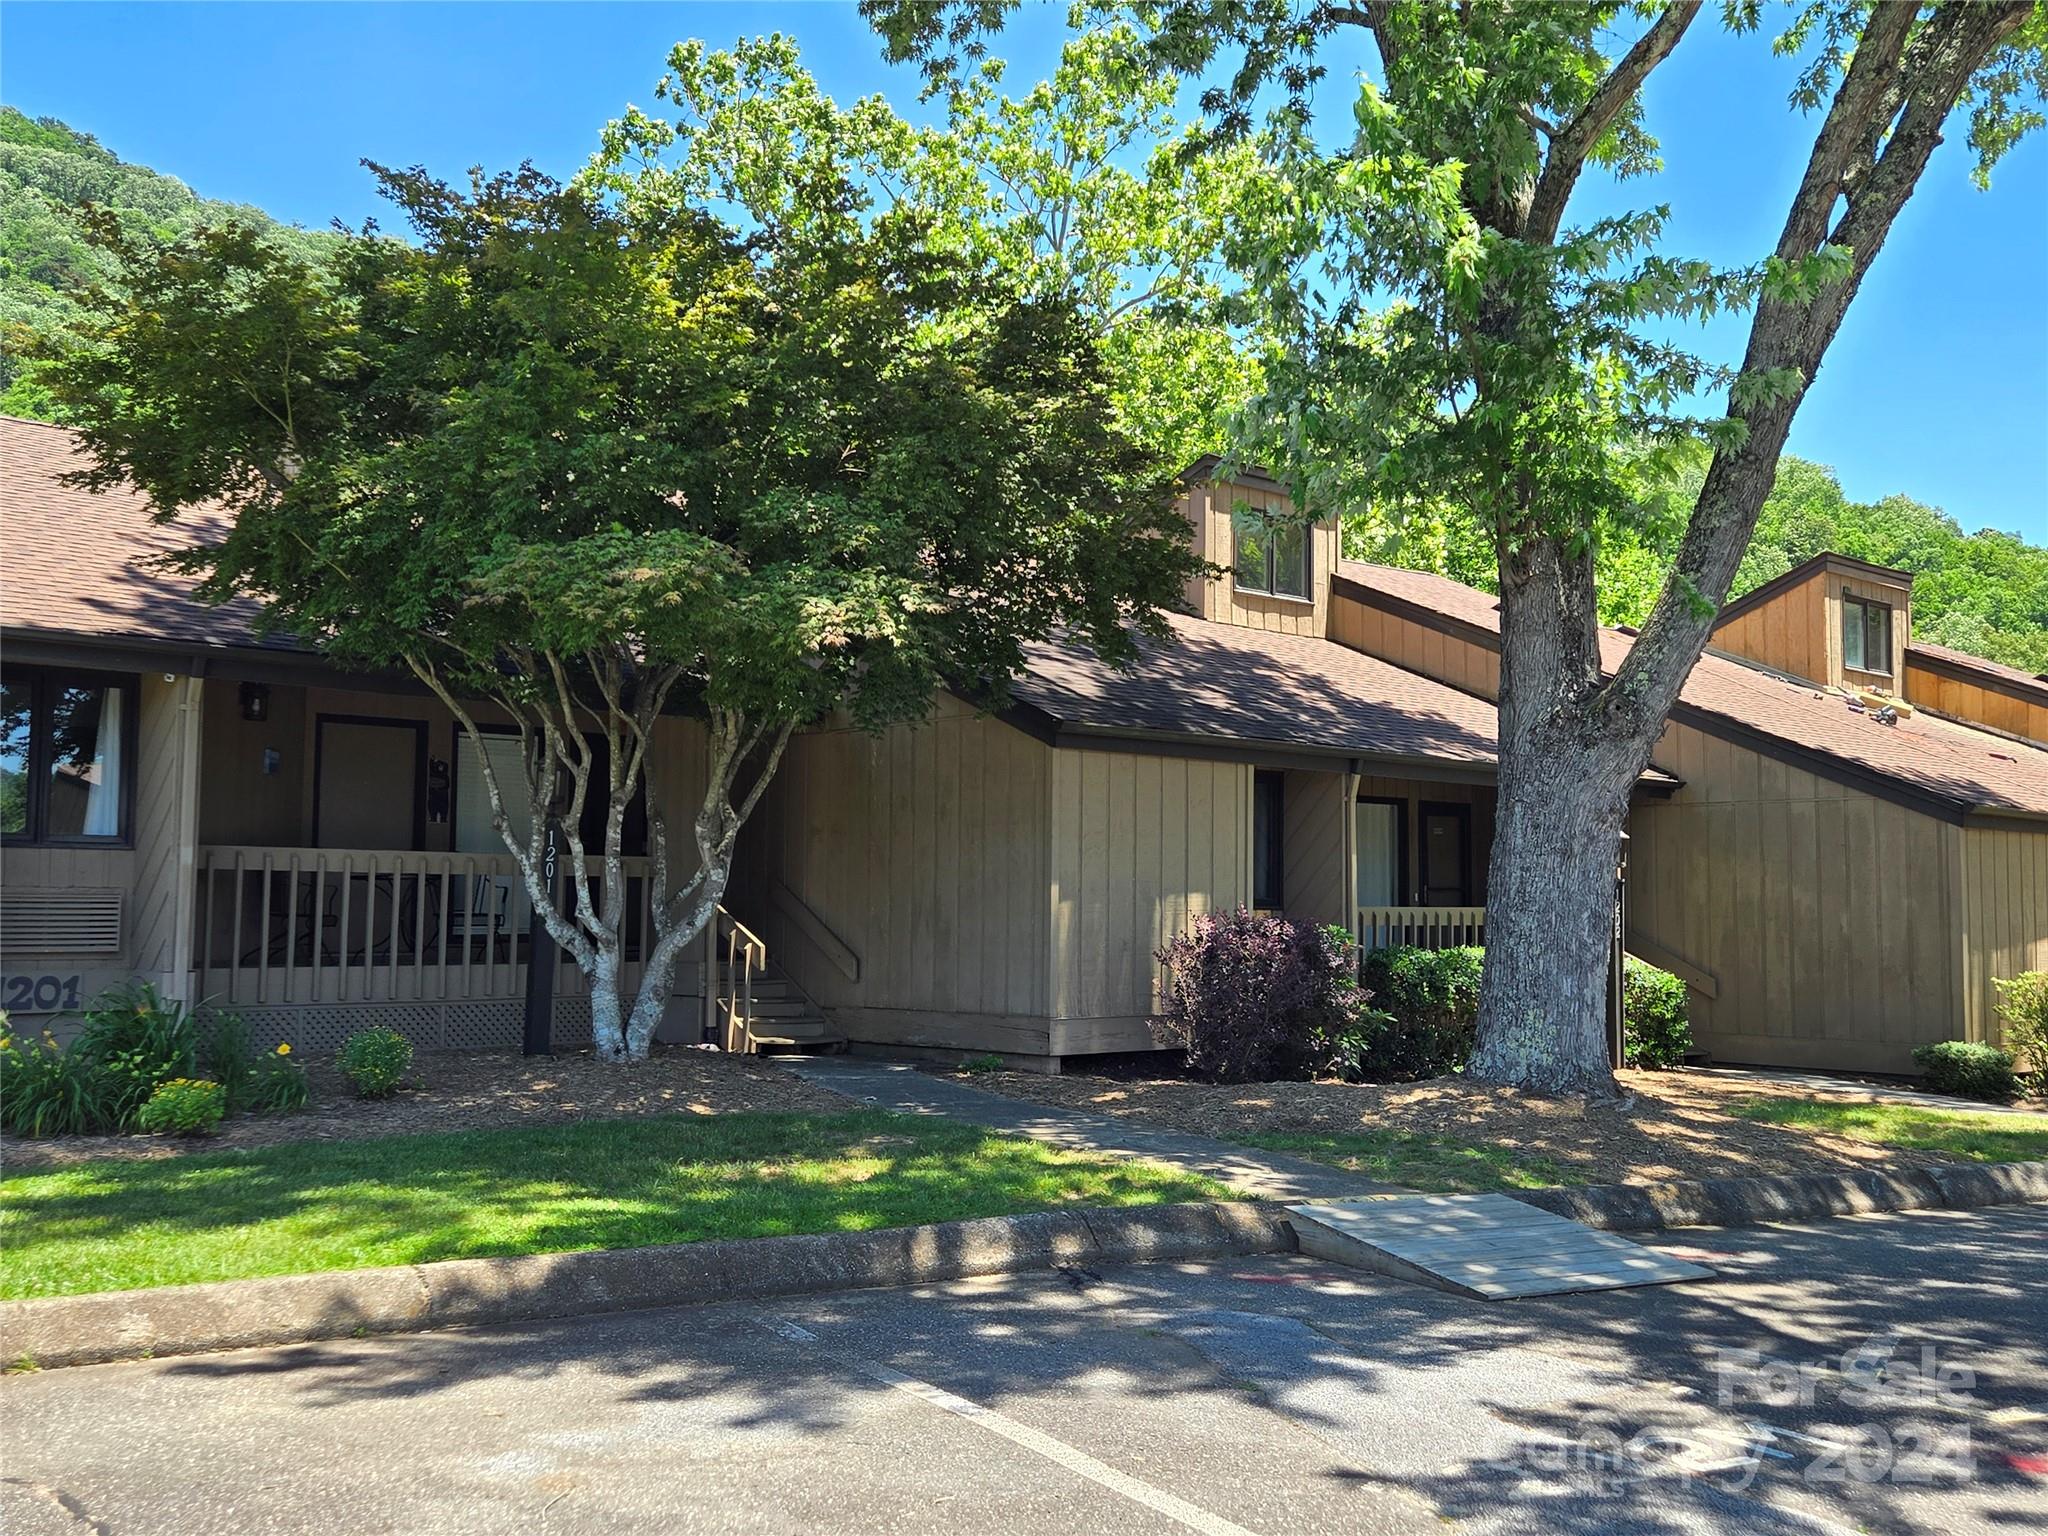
<box><xmin>0</xmin><ymin>1110</ymin><xmax>1223</xmax><ymax>1298</ymax></box>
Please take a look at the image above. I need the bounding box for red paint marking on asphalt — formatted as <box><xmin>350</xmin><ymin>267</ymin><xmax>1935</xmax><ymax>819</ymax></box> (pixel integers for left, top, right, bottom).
<box><xmin>2005</xmin><ymin>1453</ymin><xmax>2048</xmax><ymax>1477</ymax></box>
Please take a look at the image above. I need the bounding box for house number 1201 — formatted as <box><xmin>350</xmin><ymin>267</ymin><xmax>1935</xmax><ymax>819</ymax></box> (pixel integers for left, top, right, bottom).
<box><xmin>1</xmin><ymin>974</ymin><xmax>84</xmax><ymax>1014</ymax></box>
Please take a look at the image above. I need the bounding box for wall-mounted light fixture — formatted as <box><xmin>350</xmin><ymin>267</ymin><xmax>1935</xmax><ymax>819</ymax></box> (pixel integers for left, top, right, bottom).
<box><xmin>239</xmin><ymin>681</ymin><xmax>271</xmax><ymax>723</ymax></box>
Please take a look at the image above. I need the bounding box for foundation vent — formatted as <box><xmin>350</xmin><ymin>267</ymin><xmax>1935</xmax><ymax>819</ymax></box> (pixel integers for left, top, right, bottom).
<box><xmin>0</xmin><ymin>889</ymin><xmax>125</xmax><ymax>956</ymax></box>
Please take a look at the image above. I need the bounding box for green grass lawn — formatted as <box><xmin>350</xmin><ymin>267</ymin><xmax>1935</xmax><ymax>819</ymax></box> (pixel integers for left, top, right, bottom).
<box><xmin>0</xmin><ymin>1111</ymin><xmax>1230</xmax><ymax>1301</ymax></box>
<box><xmin>1732</xmin><ymin>1098</ymin><xmax>2048</xmax><ymax>1163</ymax></box>
<box><xmin>1234</xmin><ymin>1130</ymin><xmax>1568</xmax><ymax>1193</ymax></box>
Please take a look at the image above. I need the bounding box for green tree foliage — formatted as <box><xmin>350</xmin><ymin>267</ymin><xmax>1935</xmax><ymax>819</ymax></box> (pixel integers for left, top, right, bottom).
<box><xmin>595</xmin><ymin>28</ymin><xmax>1260</xmax><ymax>471</ymax></box>
<box><xmin>0</xmin><ymin>107</ymin><xmax>336</xmax><ymax>419</ymax></box>
<box><xmin>43</xmin><ymin>152</ymin><xmax>1200</xmax><ymax>1061</ymax></box>
<box><xmin>1363</xmin><ymin>447</ymin><xmax>2048</xmax><ymax>675</ymax></box>
<box><xmin>874</xmin><ymin>1</ymin><xmax>2045</xmax><ymax>1096</ymax></box>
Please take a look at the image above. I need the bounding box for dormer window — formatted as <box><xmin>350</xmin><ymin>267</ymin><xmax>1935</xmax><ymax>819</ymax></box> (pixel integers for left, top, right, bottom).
<box><xmin>1234</xmin><ymin>510</ymin><xmax>1311</xmax><ymax>600</ymax></box>
<box><xmin>1843</xmin><ymin>594</ymin><xmax>1893</xmax><ymax>675</ymax></box>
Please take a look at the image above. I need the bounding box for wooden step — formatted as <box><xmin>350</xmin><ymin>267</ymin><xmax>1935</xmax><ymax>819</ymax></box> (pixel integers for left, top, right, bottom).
<box><xmin>742</xmin><ymin>999</ymin><xmax>816</xmax><ymax>1019</ymax></box>
<box><xmin>749</xmin><ymin>1028</ymin><xmax>848</xmax><ymax>1052</ymax></box>
<box><xmin>744</xmin><ymin>1016</ymin><xmax>835</xmax><ymax>1038</ymax></box>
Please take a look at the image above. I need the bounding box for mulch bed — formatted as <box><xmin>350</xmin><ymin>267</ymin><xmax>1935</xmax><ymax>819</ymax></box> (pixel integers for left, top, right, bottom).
<box><xmin>2</xmin><ymin>1047</ymin><xmax>852</xmax><ymax>1171</ymax></box>
<box><xmin>954</xmin><ymin>1066</ymin><xmax>2016</xmax><ymax>1186</ymax></box>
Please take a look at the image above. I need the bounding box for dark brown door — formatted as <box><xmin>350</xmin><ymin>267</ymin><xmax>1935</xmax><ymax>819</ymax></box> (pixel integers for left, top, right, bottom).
<box><xmin>1418</xmin><ymin>802</ymin><xmax>1471</xmax><ymax>905</ymax></box>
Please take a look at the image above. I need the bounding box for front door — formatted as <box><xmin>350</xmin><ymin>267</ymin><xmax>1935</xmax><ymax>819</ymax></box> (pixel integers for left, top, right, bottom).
<box><xmin>314</xmin><ymin>717</ymin><xmax>425</xmax><ymax>849</ymax></box>
<box><xmin>1418</xmin><ymin>802</ymin><xmax>1471</xmax><ymax>906</ymax></box>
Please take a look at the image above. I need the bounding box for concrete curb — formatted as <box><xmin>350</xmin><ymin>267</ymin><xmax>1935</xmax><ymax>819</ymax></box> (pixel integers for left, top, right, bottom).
<box><xmin>1511</xmin><ymin>1158</ymin><xmax>2048</xmax><ymax>1233</ymax></box>
<box><xmin>0</xmin><ymin>1200</ymin><xmax>1294</xmax><ymax>1370</ymax></box>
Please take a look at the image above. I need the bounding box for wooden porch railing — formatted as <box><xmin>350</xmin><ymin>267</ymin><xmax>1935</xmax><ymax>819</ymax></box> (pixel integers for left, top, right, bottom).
<box><xmin>707</xmin><ymin>904</ymin><xmax>768</xmax><ymax>1054</ymax></box>
<box><xmin>1356</xmin><ymin>904</ymin><xmax>1487</xmax><ymax>954</ymax></box>
<box><xmin>193</xmin><ymin>844</ymin><xmax>656</xmax><ymax>1008</ymax></box>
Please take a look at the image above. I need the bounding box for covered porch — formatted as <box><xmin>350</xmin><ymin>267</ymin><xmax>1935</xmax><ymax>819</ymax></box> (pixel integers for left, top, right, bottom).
<box><xmin>1349</xmin><ymin>772</ymin><xmax>1493</xmax><ymax>955</ymax></box>
<box><xmin>186</xmin><ymin>675</ymin><xmax>718</xmax><ymax>1054</ymax></box>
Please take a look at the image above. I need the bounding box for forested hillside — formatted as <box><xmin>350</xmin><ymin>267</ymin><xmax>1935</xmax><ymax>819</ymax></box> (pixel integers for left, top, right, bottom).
<box><xmin>0</xmin><ymin>107</ymin><xmax>336</xmax><ymax>419</ymax></box>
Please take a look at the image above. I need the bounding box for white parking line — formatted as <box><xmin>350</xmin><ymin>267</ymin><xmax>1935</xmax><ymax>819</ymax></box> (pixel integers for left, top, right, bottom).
<box><xmin>760</xmin><ymin>1319</ymin><xmax>1261</xmax><ymax>1536</ymax></box>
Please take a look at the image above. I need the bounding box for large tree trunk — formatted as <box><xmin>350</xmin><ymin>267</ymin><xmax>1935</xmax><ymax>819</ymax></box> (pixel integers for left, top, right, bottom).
<box><xmin>1469</xmin><ymin>736</ymin><xmax>1627</xmax><ymax>1096</ymax></box>
<box><xmin>1461</xmin><ymin>0</ymin><xmax>2030</xmax><ymax>1097</ymax></box>
<box><xmin>1470</xmin><ymin>536</ymin><xmax>1644</xmax><ymax>1095</ymax></box>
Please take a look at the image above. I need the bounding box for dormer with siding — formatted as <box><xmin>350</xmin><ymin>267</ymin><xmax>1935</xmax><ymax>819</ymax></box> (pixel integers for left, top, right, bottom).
<box><xmin>1177</xmin><ymin>457</ymin><xmax>1339</xmax><ymax>636</ymax></box>
<box><xmin>1903</xmin><ymin>643</ymin><xmax>2048</xmax><ymax>747</ymax></box>
<box><xmin>1709</xmin><ymin>552</ymin><xmax>1913</xmax><ymax>692</ymax></box>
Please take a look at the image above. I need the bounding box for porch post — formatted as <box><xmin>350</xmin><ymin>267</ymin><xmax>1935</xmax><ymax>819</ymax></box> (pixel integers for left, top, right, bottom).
<box><xmin>133</xmin><ymin>672</ymin><xmax>205</xmax><ymax>1007</ymax></box>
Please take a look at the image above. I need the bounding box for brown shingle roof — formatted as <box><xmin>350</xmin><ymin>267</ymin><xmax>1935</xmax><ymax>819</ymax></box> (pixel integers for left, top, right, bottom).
<box><xmin>1337</xmin><ymin>558</ymin><xmax>2048</xmax><ymax>818</ymax></box>
<box><xmin>0</xmin><ymin>415</ymin><xmax>295</xmax><ymax>654</ymax></box>
<box><xmin>1015</xmin><ymin>612</ymin><xmax>1505</xmax><ymax>768</ymax></box>
<box><xmin>1908</xmin><ymin>640</ymin><xmax>2048</xmax><ymax>699</ymax></box>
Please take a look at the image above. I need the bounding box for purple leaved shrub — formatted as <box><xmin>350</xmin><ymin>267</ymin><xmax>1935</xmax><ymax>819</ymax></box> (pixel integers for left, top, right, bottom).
<box><xmin>1155</xmin><ymin>909</ymin><xmax>1364</xmax><ymax>1083</ymax></box>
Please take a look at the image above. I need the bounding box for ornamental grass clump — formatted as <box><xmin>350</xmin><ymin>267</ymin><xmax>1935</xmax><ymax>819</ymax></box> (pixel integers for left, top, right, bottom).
<box><xmin>72</xmin><ymin>983</ymin><xmax>200</xmax><ymax>1129</ymax></box>
<box><xmin>250</xmin><ymin>1044</ymin><xmax>309</xmax><ymax>1114</ymax></box>
<box><xmin>339</xmin><ymin>1028</ymin><xmax>413</xmax><ymax>1099</ymax></box>
<box><xmin>0</xmin><ymin>1025</ymin><xmax>114</xmax><ymax>1138</ymax></box>
<box><xmin>0</xmin><ymin>990</ymin><xmax>312</xmax><ymax>1139</ymax></box>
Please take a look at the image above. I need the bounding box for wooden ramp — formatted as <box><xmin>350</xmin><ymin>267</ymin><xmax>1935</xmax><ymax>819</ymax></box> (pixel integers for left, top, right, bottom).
<box><xmin>1286</xmin><ymin>1193</ymin><xmax>1714</xmax><ymax>1300</ymax></box>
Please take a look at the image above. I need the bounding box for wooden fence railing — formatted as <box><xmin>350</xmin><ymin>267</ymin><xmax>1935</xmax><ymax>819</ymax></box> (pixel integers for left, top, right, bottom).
<box><xmin>1355</xmin><ymin>904</ymin><xmax>1487</xmax><ymax>954</ymax></box>
<box><xmin>193</xmin><ymin>844</ymin><xmax>656</xmax><ymax>1008</ymax></box>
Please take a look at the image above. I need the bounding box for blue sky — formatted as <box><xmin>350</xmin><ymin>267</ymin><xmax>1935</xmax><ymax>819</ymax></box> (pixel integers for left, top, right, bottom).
<box><xmin>4</xmin><ymin>1</ymin><xmax>2043</xmax><ymax>540</ymax></box>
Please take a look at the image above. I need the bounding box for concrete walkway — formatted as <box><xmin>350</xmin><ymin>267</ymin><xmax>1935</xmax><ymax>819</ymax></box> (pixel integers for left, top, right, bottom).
<box><xmin>1694</xmin><ymin>1064</ymin><xmax>2048</xmax><ymax>1117</ymax></box>
<box><xmin>784</xmin><ymin>1058</ymin><xmax>1392</xmax><ymax>1200</ymax></box>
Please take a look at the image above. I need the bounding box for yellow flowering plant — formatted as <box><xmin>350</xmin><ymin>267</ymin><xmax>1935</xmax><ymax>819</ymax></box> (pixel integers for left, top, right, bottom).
<box><xmin>135</xmin><ymin>1077</ymin><xmax>227</xmax><ymax>1136</ymax></box>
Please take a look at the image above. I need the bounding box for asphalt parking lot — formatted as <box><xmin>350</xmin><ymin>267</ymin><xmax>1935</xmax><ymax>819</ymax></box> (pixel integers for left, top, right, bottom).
<box><xmin>4</xmin><ymin>1202</ymin><xmax>2043</xmax><ymax>1535</ymax></box>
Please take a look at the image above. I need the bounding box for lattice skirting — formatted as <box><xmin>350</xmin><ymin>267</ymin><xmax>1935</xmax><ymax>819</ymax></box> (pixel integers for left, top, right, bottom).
<box><xmin>233</xmin><ymin>997</ymin><xmax>597</xmax><ymax>1055</ymax></box>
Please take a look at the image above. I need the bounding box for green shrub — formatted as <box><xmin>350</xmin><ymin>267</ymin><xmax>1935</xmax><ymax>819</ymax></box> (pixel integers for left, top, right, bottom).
<box><xmin>1347</xmin><ymin>945</ymin><xmax>1485</xmax><ymax>1081</ymax></box>
<box><xmin>73</xmin><ymin>983</ymin><xmax>200</xmax><ymax>1129</ymax></box>
<box><xmin>1912</xmin><ymin>1041</ymin><xmax>2018</xmax><ymax>1103</ymax></box>
<box><xmin>248</xmin><ymin>1044</ymin><xmax>310</xmax><ymax>1114</ymax></box>
<box><xmin>1621</xmin><ymin>958</ymin><xmax>1693</xmax><ymax>1069</ymax></box>
<box><xmin>200</xmin><ymin>1011</ymin><xmax>259</xmax><ymax>1114</ymax></box>
<box><xmin>960</xmin><ymin>1053</ymin><xmax>1006</xmax><ymax>1075</ymax></box>
<box><xmin>135</xmin><ymin>1077</ymin><xmax>227</xmax><ymax>1136</ymax></box>
<box><xmin>0</xmin><ymin>1026</ymin><xmax>115</xmax><ymax>1137</ymax></box>
<box><xmin>1156</xmin><ymin>911</ymin><xmax>1365</xmax><ymax>1083</ymax></box>
<box><xmin>338</xmin><ymin>1028</ymin><xmax>413</xmax><ymax>1099</ymax></box>
<box><xmin>1993</xmin><ymin>971</ymin><xmax>2048</xmax><ymax>1083</ymax></box>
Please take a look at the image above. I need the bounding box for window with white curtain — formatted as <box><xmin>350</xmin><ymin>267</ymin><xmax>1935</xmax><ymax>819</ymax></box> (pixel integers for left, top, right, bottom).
<box><xmin>0</xmin><ymin>669</ymin><xmax>131</xmax><ymax>844</ymax></box>
<box><xmin>1356</xmin><ymin>800</ymin><xmax>1402</xmax><ymax>907</ymax></box>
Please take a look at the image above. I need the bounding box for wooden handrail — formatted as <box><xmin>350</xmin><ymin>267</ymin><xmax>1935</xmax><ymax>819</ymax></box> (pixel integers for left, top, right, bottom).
<box><xmin>1624</xmin><ymin>930</ymin><xmax>1720</xmax><ymax>999</ymax></box>
<box><xmin>768</xmin><ymin>878</ymin><xmax>860</xmax><ymax>982</ymax></box>
<box><xmin>712</xmin><ymin>904</ymin><xmax>769</xmax><ymax>1054</ymax></box>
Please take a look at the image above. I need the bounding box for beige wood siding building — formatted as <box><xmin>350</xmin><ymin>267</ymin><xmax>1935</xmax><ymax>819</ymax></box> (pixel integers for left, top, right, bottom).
<box><xmin>1331</xmin><ymin>559</ymin><xmax>2048</xmax><ymax>1074</ymax></box>
<box><xmin>7</xmin><ymin>415</ymin><xmax>2043</xmax><ymax>1077</ymax></box>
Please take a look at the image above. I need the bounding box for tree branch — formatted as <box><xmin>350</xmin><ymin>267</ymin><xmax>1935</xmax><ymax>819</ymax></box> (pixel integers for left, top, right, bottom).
<box><xmin>1525</xmin><ymin>3</ymin><xmax>1702</xmax><ymax>243</ymax></box>
<box><xmin>1603</xmin><ymin>0</ymin><xmax>2031</xmax><ymax>740</ymax></box>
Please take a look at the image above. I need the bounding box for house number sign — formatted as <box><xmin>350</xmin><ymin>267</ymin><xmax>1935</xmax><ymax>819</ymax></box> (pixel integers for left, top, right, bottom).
<box><xmin>2</xmin><ymin>973</ymin><xmax>84</xmax><ymax>1014</ymax></box>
